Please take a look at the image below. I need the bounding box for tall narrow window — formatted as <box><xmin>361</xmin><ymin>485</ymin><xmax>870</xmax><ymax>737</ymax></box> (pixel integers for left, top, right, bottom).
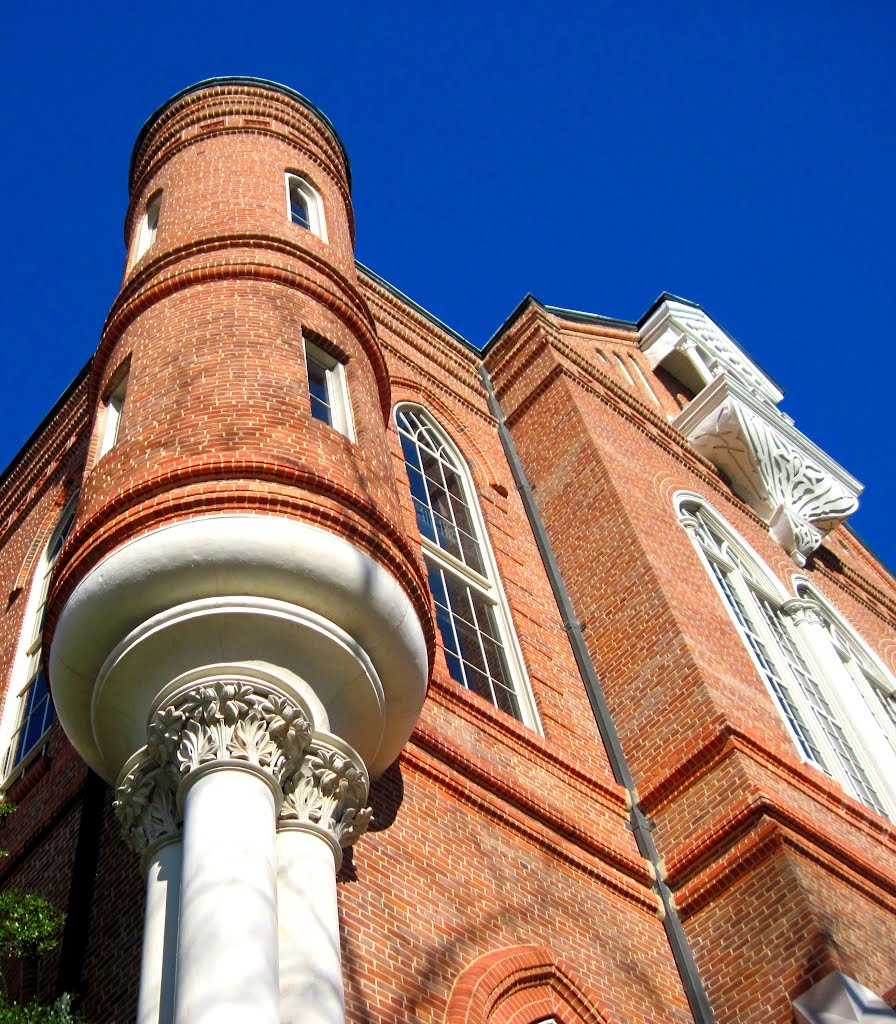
<box><xmin>285</xmin><ymin>174</ymin><xmax>327</xmax><ymax>241</ymax></box>
<box><xmin>134</xmin><ymin>192</ymin><xmax>162</xmax><ymax>263</ymax></box>
<box><xmin>97</xmin><ymin>371</ymin><xmax>129</xmax><ymax>460</ymax></box>
<box><xmin>797</xmin><ymin>583</ymin><xmax>896</xmax><ymax>759</ymax></box>
<box><xmin>303</xmin><ymin>336</ymin><xmax>353</xmax><ymax>439</ymax></box>
<box><xmin>396</xmin><ymin>405</ymin><xmax>539</xmax><ymax>728</ymax></box>
<box><xmin>679</xmin><ymin>497</ymin><xmax>889</xmax><ymax>817</ymax></box>
<box><xmin>3</xmin><ymin>499</ymin><xmax>77</xmax><ymax>781</ymax></box>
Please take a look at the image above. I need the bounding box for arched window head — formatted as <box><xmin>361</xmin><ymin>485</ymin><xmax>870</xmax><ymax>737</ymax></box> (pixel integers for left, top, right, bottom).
<box><xmin>678</xmin><ymin>495</ymin><xmax>891</xmax><ymax>818</ymax></box>
<box><xmin>285</xmin><ymin>173</ymin><xmax>327</xmax><ymax>242</ymax></box>
<box><xmin>2</xmin><ymin>497</ymin><xmax>77</xmax><ymax>783</ymax></box>
<box><xmin>134</xmin><ymin>191</ymin><xmax>162</xmax><ymax>263</ymax></box>
<box><xmin>396</xmin><ymin>406</ymin><xmax>540</xmax><ymax>729</ymax></box>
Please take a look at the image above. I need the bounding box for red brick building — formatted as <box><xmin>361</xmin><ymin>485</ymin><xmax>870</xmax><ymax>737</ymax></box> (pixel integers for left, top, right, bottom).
<box><xmin>0</xmin><ymin>78</ymin><xmax>893</xmax><ymax>1024</ymax></box>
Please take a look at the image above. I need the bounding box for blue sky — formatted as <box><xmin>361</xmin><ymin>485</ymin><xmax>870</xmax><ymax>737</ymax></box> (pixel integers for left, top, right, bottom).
<box><xmin>2</xmin><ymin>2</ymin><xmax>894</xmax><ymax>567</ymax></box>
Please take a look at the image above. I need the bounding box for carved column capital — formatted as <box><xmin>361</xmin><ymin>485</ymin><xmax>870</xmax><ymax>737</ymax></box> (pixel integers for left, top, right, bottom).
<box><xmin>147</xmin><ymin>677</ymin><xmax>314</xmax><ymax>797</ymax></box>
<box><xmin>781</xmin><ymin>597</ymin><xmax>826</xmax><ymax>629</ymax></box>
<box><xmin>114</xmin><ymin>751</ymin><xmax>182</xmax><ymax>865</ymax></box>
<box><xmin>279</xmin><ymin>736</ymin><xmax>372</xmax><ymax>868</ymax></box>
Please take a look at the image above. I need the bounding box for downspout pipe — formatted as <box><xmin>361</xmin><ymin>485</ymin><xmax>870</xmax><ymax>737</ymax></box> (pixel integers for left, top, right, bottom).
<box><xmin>479</xmin><ymin>365</ymin><xmax>716</xmax><ymax>1024</ymax></box>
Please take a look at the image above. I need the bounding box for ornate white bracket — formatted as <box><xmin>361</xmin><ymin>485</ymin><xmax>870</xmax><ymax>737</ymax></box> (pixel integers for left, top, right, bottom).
<box><xmin>673</xmin><ymin>375</ymin><xmax>861</xmax><ymax>565</ymax></box>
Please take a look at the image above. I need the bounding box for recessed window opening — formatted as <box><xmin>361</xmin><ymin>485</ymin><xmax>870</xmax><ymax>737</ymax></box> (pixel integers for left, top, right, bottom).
<box><xmin>97</xmin><ymin>371</ymin><xmax>129</xmax><ymax>460</ymax></box>
<box><xmin>134</xmin><ymin>192</ymin><xmax>162</xmax><ymax>264</ymax></box>
<box><xmin>285</xmin><ymin>174</ymin><xmax>327</xmax><ymax>242</ymax></box>
<box><xmin>613</xmin><ymin>352</ymin><xmax>634</xmax><ymax>385</ymax></box>
<box><xmin>679</xmin><ymin>497</ymin><xmax>889</xmax><ymax>817</ymax></box>
<box><xmin>303</xmin><ymin>336</ymin><xmax>353</xmax><ymax>439</ymax></box>
<box><xmin>628</xmin><ymin>354</ymin><xmax>660</xmax><ymax>405</ymax></box>
<box><xmin>396</xmin><ymin>405</ymin><xmax>540</xmax><ymax>728</ymax></box>
<box><xmin>3</xmin><ymin>498</ymin><xmax>77</xmax><ymax>782</ymax></box>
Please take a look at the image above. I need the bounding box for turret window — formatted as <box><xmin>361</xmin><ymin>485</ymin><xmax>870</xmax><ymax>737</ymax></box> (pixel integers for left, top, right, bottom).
<box><xmin>286</xmin><ymin>174</ymin><xmax>326</xmax><ymax>242</ymax></box>
<box><xmin>2</xmin><ymin>498</ymin><xmax>77</xmax><ymax>782</ymax></box>
<box><xmin>134</xmin><ymin>192</ymin><xmax>162</xmax><ymax>263</ymax></box>
<box><xmin>396</xmin><ymin>405</ymin><xmax>540</xmax><ymax>728</ymax></box>
<box><xmin>303</xmin><ymin>336</ymin><xmax>353</xmax><ymax>439</ymax></box>
<box><xmin>97</xmin><ymin>370</ymin><xmax>129</xmax><ymax>460</ymax></box>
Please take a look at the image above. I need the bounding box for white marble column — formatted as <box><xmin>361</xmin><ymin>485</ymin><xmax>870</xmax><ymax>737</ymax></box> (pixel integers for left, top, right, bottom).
<box><xmin>278</xmin><ymin>736</ymin><xmax>372</xmax><ymax>1024</ymax></box>
<box><xmin>115</xmin><ymin>757</ymin><xmax>183</xmax><ymax>1024</ymax></box>
<box><xmin>146</xmin><ymin>676</ymin><xmax>314</xmax><ymax>1024</ymax></box>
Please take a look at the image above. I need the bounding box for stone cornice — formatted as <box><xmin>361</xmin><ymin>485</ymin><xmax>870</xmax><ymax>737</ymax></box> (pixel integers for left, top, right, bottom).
<box><xmin>674</xmin><ymin>374</ymin><xmax>862</xmax><ymax>564</ymax></box>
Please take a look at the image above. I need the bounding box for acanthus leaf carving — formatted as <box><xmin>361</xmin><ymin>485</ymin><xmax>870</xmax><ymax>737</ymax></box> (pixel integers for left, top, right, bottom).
<box><xmin>280</xmin><ymin>739</ymin><xmax>372</xmax><ymax>850</ymax></box>
<box><xmin>114</xmin><ymin>754</ymin><xmax>182</xmax><ymax>856</ymax></box>
<box><xmin>147</xmin><ymin>678</ymin><xmax>313</xmax><ymax>788</ymax></box>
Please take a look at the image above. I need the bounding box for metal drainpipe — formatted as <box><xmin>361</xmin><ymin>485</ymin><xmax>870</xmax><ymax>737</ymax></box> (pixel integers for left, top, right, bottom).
<box><xmin>479</xmin><ymin>365</ymin><xmax>716</xmax><ymax>1024</ymax></box>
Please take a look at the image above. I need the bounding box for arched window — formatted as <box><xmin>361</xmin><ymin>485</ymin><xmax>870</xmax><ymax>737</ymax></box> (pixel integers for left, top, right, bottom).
<box><xmin>2</xmin><ymin>498</ymin><xmax>77</xmax><ymax>782</ymax></box>
<box><xmin>285</xmin><ymin>173</ymin><xmax>327</xmax><ymax>242</ymax></box>
<box><xmin>795</xmin><ymin>581</ymin><xmax>896</xmax><ymax>759</ymax></box>
<box><xmin>396</xmin><ymin>405</ymin><xmax>539</xmax><ymax>728</ymax></box>
<box><xmin>134</xmin><ymin>191</ymin><xmax>162</xmax><ymax>263</ymax></box>
<box><xmin>678</xmin><ymin>496</ymin><xmax>890</xmax><ymax>817</ymax></box>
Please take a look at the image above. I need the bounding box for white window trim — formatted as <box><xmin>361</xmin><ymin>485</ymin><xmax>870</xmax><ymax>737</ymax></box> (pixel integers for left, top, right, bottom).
<box><xmin>133</xmin><ymin>192</ymin><xmax>162</xmax><ymax>265</ymax></box>
<box><xmin>0</xmin><ymin>497</ymin><xmax>77</xmax><ymax>787</ymax></box>
<box><xmin>303</xmin><ymin>339</ymin><xmax>354</xmax><ymax>441</ymax></box>
<box><xmin>285</xmin><ymin>173</ymin><xmax>327</xmax><ymax>243</ymax></box>
<box><xmin>97</xmin><ymin>373</ymin><xmax>129</xmax><ymax>460</ymax></box>
<box><xmin>396</xmin><ymin>403</ymin><xmax>542</xmax><ymax>733</ymax></box>
<box><xmin>793</xmin><ymin>577</ymin><xmax>896</xmax><ymax>787</ymax></box>
<box><xmin>676</xmin><ymin>492</ymin><xmax>893</xmax><ymax>818</ymax></box>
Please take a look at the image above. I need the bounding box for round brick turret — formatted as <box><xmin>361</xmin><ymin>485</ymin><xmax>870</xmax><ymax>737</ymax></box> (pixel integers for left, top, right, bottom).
<box><xmin>47</xmin><ymin>79</ymin><xmax>433</xmax><ymax>784</ymax></box>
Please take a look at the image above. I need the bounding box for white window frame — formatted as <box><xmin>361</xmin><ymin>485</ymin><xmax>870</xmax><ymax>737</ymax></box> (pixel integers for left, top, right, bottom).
<box><xmin>676</xmin><ymin>493</ymin><xmax>892</xmax><ymax>818</ymax></box>
<box><xmin>133</xmin><ymin>191</ymin><xmax>162</xmax><ymax>264</ymax></box>
<box><xmin>303</xmin><ymin>338</ymin><xmax>354</xmax><ymax>440</ymax></box>
<box><xmin>1</xmin><ymin>497</ymin><xmax>78</xmax><ymax>787</ymax></box>
<box><xmin>794</xmin><ymin>579</ymin><xmax>896</xmax><ymax>763</ymax></box>
<box><xmin>285</xmin><ymin>173</ymin><xmax>327</xmax><ymax>243</ymax></box>
<box><xmin>396</xmin><ymin>404</ymin><xmax>541</xmax><ymax>731</ymax></box>
<box><xmin>97</xmin><ymin>371</ymin><xmax>129</xmax><ymax>460</ymax></box>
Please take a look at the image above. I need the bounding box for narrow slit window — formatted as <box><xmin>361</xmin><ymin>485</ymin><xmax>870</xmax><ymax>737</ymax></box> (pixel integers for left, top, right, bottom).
<box><xmin>286</xmin><ymin>174</ymin><xmax>327</xmax><ymax>241</ymax></box>
<box><xmin>134</xmin><ymin>192</ymin><xmax>162</xmax><ymax>263</ymax></box>
<box><xmin>303</xmin><ymin>337</ymin><xmax>353</xmax><ymax>439</ymax></box>
<box><xmin>97</xmin><ymin>372</ymin><xmax>129</xmax><ymax>460</ymax></box>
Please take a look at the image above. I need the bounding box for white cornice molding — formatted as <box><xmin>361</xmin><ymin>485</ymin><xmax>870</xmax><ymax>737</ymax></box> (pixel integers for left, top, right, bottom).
<box><xmin>673</xmin><ymin>374</ymin><xmax>862</xmax><ymax>565</ymax></box>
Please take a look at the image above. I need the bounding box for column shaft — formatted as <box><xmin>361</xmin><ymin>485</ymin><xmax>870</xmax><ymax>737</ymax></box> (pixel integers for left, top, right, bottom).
<box><xmin>137</xmin><ymin>840</ymin><xmax>182</xmax><ymax>1024</ymax></box>
<box><xmin>278</xmin><ymin>829</ymin><xmax>345</xmax><ymax>1024</ymax></box>
<box><xmin>174</xmin><ymin>767</ymin><xmax>281</xmax><ymax>1024</ymax></box>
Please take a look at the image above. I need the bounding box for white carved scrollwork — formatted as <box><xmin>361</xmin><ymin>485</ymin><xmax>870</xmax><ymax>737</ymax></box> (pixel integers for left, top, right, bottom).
<box><xmin>675</xmin><ymin>377</ymin><xmax>862</xmax><ymax>565</ymax></box>
<box><xmin>147</xmin><ymin>679</ymin><xmax>313</xmax><ymax>787</ymax></box>
<box><xmin>280</xmin><ymin>738</ymin><xmax>372</xmax><ymax>857</ymax></box>
<box><xmin>781</xmin><ymin>598</ymin><xmax>827</xmax><ymax>630</ymax></box>
<box><xmin>114</xmin><ymin>754</ymin><xmax>182</xmax><ymax>857</ymax></box>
